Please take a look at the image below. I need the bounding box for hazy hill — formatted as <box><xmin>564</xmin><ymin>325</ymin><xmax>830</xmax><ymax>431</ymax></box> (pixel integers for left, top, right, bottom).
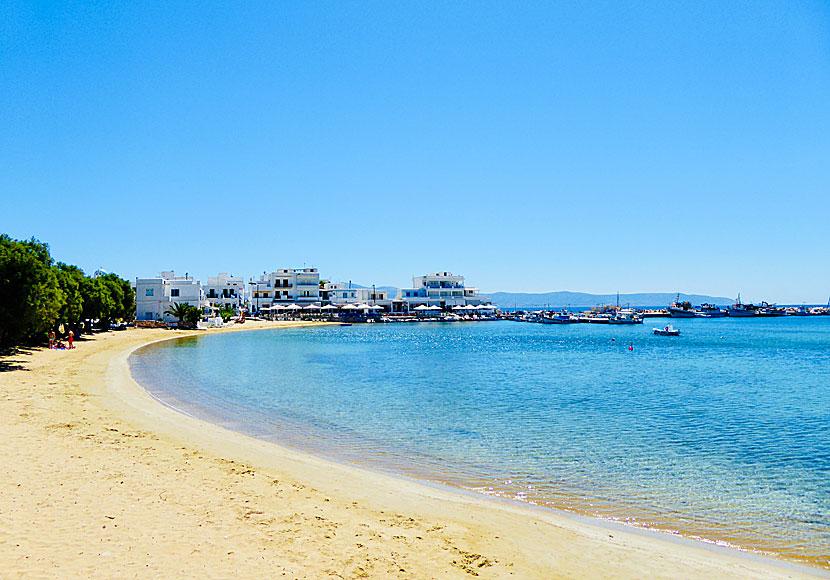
<box><xmin>484</xmin><ymin>291</ymin><xmax>734</xmax><ymax>308</ymax></box>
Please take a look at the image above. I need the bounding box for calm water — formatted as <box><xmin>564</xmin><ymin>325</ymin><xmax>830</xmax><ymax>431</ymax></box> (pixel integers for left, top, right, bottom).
<box><xmin>130</xmin><ymin>318</ymin><xmax>830</xmax><ymax>568</ymax></box>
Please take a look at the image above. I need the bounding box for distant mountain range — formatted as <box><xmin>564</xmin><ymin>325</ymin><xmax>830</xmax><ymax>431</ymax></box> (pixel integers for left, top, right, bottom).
<box><xmin>482</xmin><ymin>291</ymin><xmax>735</xmax><ymax>308</ymax></box>
<box><xmin>347</xmin><ymin>284</ymin><xmax>733</xmax><ymax>308</ymax></box>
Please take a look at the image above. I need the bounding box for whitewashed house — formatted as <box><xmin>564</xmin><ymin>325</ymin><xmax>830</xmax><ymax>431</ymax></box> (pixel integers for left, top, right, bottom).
<box><xmin>322</xmin><ymin>282</ymin><xmax>391</xmax><ymax>310</ymax></box>
<box><xmin>204</xmin><ymin>273</ymin><xmax>246</xmax><ymax>311</ymax></box>
<box><xmin>135</xmin><ymin>271</ymin><xmax>205</xmax><ymax>322</ymax></box>
<box><xmin>249</xmin><ymin>268</ymin><xmax>320</xmax><ymax>312</ymax></box>
<box><xmin>393</xmin><ymin>272</ymin><xmax>488</xmax><ymax>312</ymax></box>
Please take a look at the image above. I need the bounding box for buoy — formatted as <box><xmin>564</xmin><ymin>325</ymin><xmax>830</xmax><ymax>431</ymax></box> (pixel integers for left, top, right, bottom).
<box><xmin>612</xmin><ymin>338</ymin><xmax>615</xmax><ymax>341</ymax></box>
<box><xmin>628</xmin><ymin>345</ymin><xmax>633</xmax><ymax>351</ymax></box>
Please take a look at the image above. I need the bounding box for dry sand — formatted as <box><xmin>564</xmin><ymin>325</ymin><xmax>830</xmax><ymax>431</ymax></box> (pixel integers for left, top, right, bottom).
<box><xmin>0</xmin><ymin>323</ymin><xmax>825</xmax><ymax>579</ymax></box>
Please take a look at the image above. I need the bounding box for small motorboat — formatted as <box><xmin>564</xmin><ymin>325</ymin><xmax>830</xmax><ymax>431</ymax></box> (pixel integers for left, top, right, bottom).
<box><xmin>653</xmin><ymin>325</ymin><xmax>680</xmax><ymax>336</ymax></box>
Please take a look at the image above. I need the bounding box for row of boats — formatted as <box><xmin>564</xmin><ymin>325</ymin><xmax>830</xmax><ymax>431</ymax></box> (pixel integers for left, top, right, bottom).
<box><xmin>514</xmin><ymin>294</ymin><xmax>827</xmax><ymax>325</ymax></box>
<box><xmin>523</xmin><ymin>308</ymin><xmax>645</xmax><ymax>325</ymax></box>
<box><xmin>667</xmin><ymin>294</ymin><xmax>816</xmax><ymax>318</ymax></box>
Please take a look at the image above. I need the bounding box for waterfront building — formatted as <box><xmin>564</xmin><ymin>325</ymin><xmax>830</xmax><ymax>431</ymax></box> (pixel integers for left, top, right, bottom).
<box><xmin>204</xmin><ymin>273</ymin><xmax>246</xmax><ymax>311</ymax></box>
<box><xmin>393</xmin><ymin>272</ymin><xmax>488</xmax><ymax>312</ymax></box>
<box><xmin>249</xmin><ymin>268</ymin><xmax>320</xmax><ymax>312</ymax></box>
<box><xmin>135</xmin><ymin>271</ymin><xmax>205</xmax><ymax>322</ymax></box>
<box><xmin>322</xmin><ymin>282</ymin><xmax>391</xmax><ymax>310</ymax></box>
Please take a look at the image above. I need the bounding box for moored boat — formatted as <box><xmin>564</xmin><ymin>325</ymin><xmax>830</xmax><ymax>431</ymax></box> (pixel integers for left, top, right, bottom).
<box><xmin>697</xmin><ymin>303</ymin><xmax>726</xmax><ymax>318</ymax></box>
<box><xmin>609</xmin><ymin>308</ymin><xmax>643</xmax><ymax>324</ymax></box>
<box><xmin>727</xmin><ymin>294</ymin><xmax>756</xmax><ymax>317</ymax></box>
<box><xmin>756</xmin><ymin>302</ymin><xmax>787</xmax><ymax>317</ymax></box>
<box><xmin>668</xmin><ymin>295</ymin><xmax>696</xmax><ymax>318</ymax></box>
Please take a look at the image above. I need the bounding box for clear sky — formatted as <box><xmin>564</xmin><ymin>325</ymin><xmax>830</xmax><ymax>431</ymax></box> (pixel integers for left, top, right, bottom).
<box><xmin>2</xmin><ymin>1</ymin><xmax>829</xmax><ymax>303</ymax></box>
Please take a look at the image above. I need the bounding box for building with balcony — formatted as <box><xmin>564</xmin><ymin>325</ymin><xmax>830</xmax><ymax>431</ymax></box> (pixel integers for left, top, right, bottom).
<box><xmin>322</xmin><ymin>282</ymin><xmax>391</xmax><ymax>310</ymax></box>
<box><xmin>204</xmin><ymin>273</ymin><xmax>246</xmax><ymax>311</ymax></box>
<box><xmin>393</xmin><ymin>271</ymin><xmax>488</xmax><ymax>312</ymax></box>
<box><xmin>249</xmin><ymin>268</ymin><xmax>320</xmax><ymax>312</ymax></box>
<box><xmin>135</xmin><ymin>271</ymin><xmax>205</xmax><ymax>322</ymax></box>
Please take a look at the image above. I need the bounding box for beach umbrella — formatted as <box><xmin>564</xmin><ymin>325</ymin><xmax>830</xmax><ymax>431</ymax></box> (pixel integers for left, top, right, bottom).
<box><xmin>341</xmin><ymin>303</ymin><xmax>359</xmax><ymax>309</ymax></box>
<box><xmin>321</xmin><ymin>304</ymin><xmax>339</xmax><ymax>310</ymax></box>
<box><xmin>271</xmin><ymin>304</ymin><xmax>286</xmax><ymax>310</ymax></box>
<box><xmin>355</xmin><ymin>303</ymin><xmax>371</xmax><ymax>310</ymax></box>
<box><xmin>452</xmin><ymin>305</ymin><xmax>465</xmax><ymax>310</ymax></box>
<box><xmin>414</xmin><ymin>305</ymin><xmax>430</xmax><ymax>311</ymax></box>
<box><xmin>368</xmin><ymin>304</ymin><xmax>383</xmax><ymax>310</ymax></box>
<box><xmin>285</xmin><ymin>304</ymin><xmax>302</xmax><ymax>310</ymax></box>
<box><xmin>303</xmin><ymin>303</ymin><xmax>321</xmax><ymax>310</ymax></box>
<box><xmin>428</xmin><ymin>305</ymin><xmax>442</xmax><ymax>310</ymax></box>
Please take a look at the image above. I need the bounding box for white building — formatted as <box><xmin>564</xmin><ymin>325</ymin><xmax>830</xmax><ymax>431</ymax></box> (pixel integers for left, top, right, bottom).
<box><xmin>249</xmin><ymin>268</ymin><xmax>320</xmax><ymax>311</ymax></box>
<box><xmin>322</xmin><ymin>282</ymin><xmax>391</xmax><ymax>310</ymax></box>
<box><xmin>204</xmin><ymin>273</ymin><xmax>246</xmax><ymax>311</ymax></box>
<box><xmin>135</xmin><ymin>271</ymin><xmax>205</xmax><ymax>322</ymax></box>
<box><xmin>393</xmin><ymin>272</ymin><xmax>488</xmax><ymax>312</ymax></box>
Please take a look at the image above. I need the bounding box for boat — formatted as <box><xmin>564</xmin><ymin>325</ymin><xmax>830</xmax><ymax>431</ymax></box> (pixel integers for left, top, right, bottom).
<box><xmin>653</xmin><ymin>324</ymin><xmax>680</xmax><ymax>336</ymax></box>
<box><xmin>609</xmin><ymin>308</ymin><xmax>643</xmax><ymax>324</ymax></box>
<box><xmin>668</xmin><ymin>294</ymin><xmax>696</xmax><ymax>318</ymax></box>
<box><xmin>756</xmin><ymin>302</ymin><xmax>787</xmax><ymax>317</ymax></box>
<box><xmin>727</xmin><ymin>294</ymin><xmax>756</xmax><ymax>317</ymax></box>
<box><xmin>788</xmin><ymin>306</ymin><xmax>809</xmax><ymax>316</ymax></box>
<box><xmin>697</xmin><ymin>303</ymin><xmax>726</xmax><ymax>318</ymax></box>
<box><xmin>548</xmin><ymin>311</ymin><xmax>577</xmax><ymax>323</ymax></box>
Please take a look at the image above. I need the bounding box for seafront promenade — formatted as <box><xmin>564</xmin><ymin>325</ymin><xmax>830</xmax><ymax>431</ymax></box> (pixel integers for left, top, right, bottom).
<box><xmin>1</xmin><ymin>323</ymin><xmax>826</xmax><ymax>579</ymax></box>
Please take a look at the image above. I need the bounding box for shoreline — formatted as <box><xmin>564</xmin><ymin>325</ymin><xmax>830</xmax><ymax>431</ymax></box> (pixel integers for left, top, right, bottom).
<box><xmin>1</xmin><ymin>324</ymin><xmax>826</xmax><ymax>579</ymax></box>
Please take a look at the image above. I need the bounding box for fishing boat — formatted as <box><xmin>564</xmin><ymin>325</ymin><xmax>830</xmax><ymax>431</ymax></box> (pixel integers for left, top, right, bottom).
<box><xmin>548</xmin><ymin>311</ymin><xmax>577</xmax><ymax>323</ymax></box>
<box><xmin>668</xmin><ymin>294</ymin><xmax>696</xmax><ymax>318</ymax></box>
<box><xmin>609</xmin><ymin>308</ymin><xmax>643</xmax><ymax>324</ymax></box>
<box><xmin>697</xmin><ymin>303</ymin><xmax>727</xmax><ymax>318</ymax></box>
<box><xmin>653</xmin><ymin>324</ymin><xmax>680</xmax><ymax>336</ymax></box>
<box><xmin>756</xmin><ymin>302</ymin><xmax>787</xmax><ymax>317</ymax></box>
<box><xmin>727</xmin><ymin>294</ymin><xmax>756</xmax><ymax>317</ymax></box>
<box><xmin>788</xmin><ymin>305</ymin><xmax>809</xmax><ymax>316</ymax></box>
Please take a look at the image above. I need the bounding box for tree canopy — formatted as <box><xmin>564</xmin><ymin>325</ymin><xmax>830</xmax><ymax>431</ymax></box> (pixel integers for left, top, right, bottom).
<box><xmin>0</xmin><ymin>234</ymin><xmax>135</xmax><ymax>348</ymax></box>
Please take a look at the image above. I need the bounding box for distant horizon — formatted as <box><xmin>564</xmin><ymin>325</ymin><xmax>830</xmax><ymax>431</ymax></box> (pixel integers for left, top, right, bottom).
<box><xmin>17</xmin><ymin>241</ymin><xmax>830</xmax><ymax>305</ymax></box>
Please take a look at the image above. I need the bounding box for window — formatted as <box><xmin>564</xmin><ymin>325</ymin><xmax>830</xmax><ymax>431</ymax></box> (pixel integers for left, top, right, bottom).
<box><xmin>171</xmin><ymin>289</ymin><xmax>180</xmax><ymax>297</ymax></box>
<box><xmin>145</xmin><ymin>288</ymin><xmax>154</xmax><ymax>296</ymax></box>
<box><xmin>145</xmin><ymin>312</ymin><xmax>153</xmax><ymax>320</ymax></box>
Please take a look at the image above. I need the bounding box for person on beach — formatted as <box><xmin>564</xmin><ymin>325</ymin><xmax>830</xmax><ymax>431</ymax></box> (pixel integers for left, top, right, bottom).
<box><xmin>48</xmin><ymin>330</ymin><xmax>55</xmax><ymax>349</ymax></box>
<box><xmin>68</xmin><ymin>330</ymin><xmax>74</xmax><ymax>349</ymax></box>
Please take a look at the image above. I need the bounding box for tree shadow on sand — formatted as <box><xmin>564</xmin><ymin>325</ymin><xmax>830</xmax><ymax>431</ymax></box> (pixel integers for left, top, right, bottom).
<box><xmin>0</xmin><ymin>346</ymin><xmax>34</xmax><ymax>372</ymax></box>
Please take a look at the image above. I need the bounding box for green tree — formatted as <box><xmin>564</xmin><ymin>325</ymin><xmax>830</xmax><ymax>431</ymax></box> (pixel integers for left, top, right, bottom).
<box><xmin>217</xmin><ymin>305</ymin><xmax>236</xmax><ymax>321</ymax></box>
<box><xmin>55</xmin><ymin>263</ymin><xmax>85</xmax><ymax>335</ymax></box>
<box><xmin>183</xmin><ymin>304</ymin><xmax>202</xmax><ymax>327</ymax></box>
<box><xmin>96</xmin><ymin>274</ymin><xmax>125</xmax><ymax>328</ymax></box>
<box><xmin>79</xmin><ymin>276</ymin><xmax>115</xmax><ymax>331</ymax></box>
<box><xmin>0</xmin><ymin>235</ymin><xmax>64</xmax><ymax>348</ymax></box>
<box><xmin>164</xmin><ymin>302</ymin><xmax>200</xmax><ymax>328</ymax></box>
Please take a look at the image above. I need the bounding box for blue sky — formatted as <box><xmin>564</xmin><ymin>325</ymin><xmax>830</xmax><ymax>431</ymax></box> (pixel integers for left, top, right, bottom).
<box><xmin>2</xmin><ymin>1</ymin><xmax>829</xmax><ymax>303</ymax></box>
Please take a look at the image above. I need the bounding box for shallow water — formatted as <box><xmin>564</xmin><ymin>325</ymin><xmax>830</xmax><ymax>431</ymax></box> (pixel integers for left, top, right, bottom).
<box><xmin>130</xmin><ymin>318</ymin><xmax>830</xmax><ymax>568</ymax></box>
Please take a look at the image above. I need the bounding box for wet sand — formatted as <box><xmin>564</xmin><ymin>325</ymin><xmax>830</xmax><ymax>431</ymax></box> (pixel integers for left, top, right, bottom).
<box><xmin>0</xmin><ymin>323</ymin><xmax>825</xmax><ymax>579</ymax></box>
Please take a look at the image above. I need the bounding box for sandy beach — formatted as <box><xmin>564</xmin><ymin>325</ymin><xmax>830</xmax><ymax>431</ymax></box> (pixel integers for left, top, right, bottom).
<box><xmin>0</xmin><ymin>323</ymin><xmax>825</xmax><ymax>580</ymax></box>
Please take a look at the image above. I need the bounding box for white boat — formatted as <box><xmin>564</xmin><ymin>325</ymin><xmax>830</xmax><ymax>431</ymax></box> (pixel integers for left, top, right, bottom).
<box><xmin>609</xmin><ymin>308</ymin><xmax>643</xmax><ymax>324</ymax></box>
<box><xmin>653</xmin><ymin>324</ymin><xmax>680</xmax><ymax>336</ymax></box>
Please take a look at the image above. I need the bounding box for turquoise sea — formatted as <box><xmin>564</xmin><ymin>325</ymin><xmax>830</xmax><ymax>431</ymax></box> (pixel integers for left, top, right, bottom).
<box><xmin>130</xmin><ymin>318</ymin><xmax>830</xmax><ymax>568</ymax></box>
